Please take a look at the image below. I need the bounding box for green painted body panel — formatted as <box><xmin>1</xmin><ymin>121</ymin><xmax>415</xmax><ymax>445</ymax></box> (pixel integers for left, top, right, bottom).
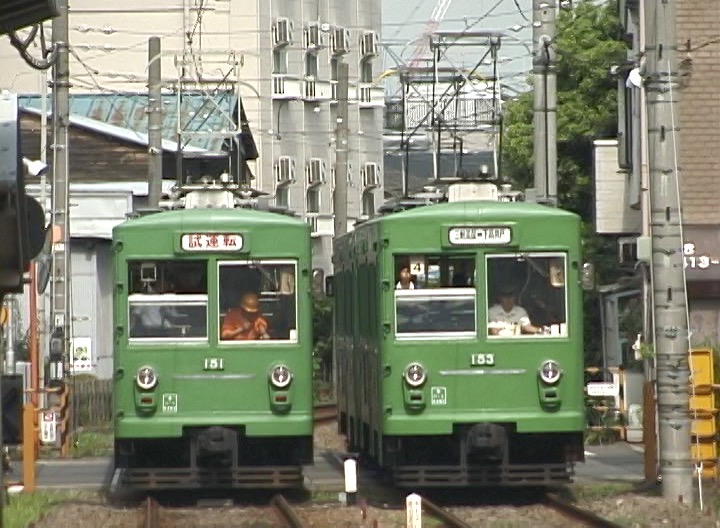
<box><xmin>334</xmin><ymin>200</ymin><xmax>586</xmax><ymax>440</ymax></box>
<box><xmin>112</xmin><ymin>208</ymin><xmax>314</xmax><ymax>440</ymax></box>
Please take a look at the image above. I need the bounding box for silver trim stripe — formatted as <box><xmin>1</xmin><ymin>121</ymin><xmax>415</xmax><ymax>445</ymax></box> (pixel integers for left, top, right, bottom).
<box><xmin>438</xmin><ymin>369</ymin><xmax>527</xmax><ymax>376</ymax></box>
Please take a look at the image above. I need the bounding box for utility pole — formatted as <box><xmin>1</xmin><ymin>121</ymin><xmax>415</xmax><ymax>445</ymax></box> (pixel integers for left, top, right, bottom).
<box><xmin>532</xmin><ymin>0</ymin><xmax>557</xmax><ymax>205</ymax></box>
<box><xmin>50</xmin><ymin>0</ymin><xmax>71</xmax><ymax>383</ymax></box>
<box><xmin>333</xmin><ymin>62</ymin><xmax>349</xmax><ymax>238</ymax></box>
<box><xmin>147</xmin><ymin>37</ymin><xmax>163</xmax><ymax>208</ymax></box>
<box><xmin>644</xmin><ymin>0</ymin><xmax>693</xmax><ymax>504</ymax></box>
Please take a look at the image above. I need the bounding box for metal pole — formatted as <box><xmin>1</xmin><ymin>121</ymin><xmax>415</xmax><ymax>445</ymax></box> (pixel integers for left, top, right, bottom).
<box><xmin>147</xmin><ymin>37</ymin><xmax>163</xmax><ymax>208</ymax></box>
<box><xmin>50</xmin><ymin>0</ymin><xmax>71</xmax><ymax>371</ymax></box>
<box><xmin>644</xmin><ymin>0</ymin><xmax>693</xmax><ymax>504</ymax></box>
<box><xmin>532</xmin><ymin>0</ymin><xmax>557</xmax><ymax>205</ymax></box>
<box><xmin>333</xmin><ymin>62</ymin><xmax>349</xmax><ymax>238</ymax></box>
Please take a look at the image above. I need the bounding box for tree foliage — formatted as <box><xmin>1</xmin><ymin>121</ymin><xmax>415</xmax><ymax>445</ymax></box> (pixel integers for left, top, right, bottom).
<box><xmin>501</xmin><ymin>0</ymin><xmax>628</xmax><ymax>360</ymax></box>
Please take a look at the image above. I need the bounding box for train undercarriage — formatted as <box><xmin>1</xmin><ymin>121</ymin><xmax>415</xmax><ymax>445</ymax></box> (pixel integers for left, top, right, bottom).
<box><xmin>113</xmin><ymin>426</ymin><xmax>313</xmax><ymax>491</ymax></box>
<box><xmin>348</xmin><ymin>418</ymin><xmax>585</xmax><ymax>487</ymax></box>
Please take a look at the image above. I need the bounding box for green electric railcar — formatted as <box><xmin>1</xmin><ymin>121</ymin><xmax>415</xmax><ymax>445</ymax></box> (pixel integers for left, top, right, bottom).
<box><xmin>112</xmin><ymin>205</ymin><xmax>313</xmax><ymax>491</ymax></box>
<box><xmin>334</xmin><ymin>184</ymin><xmax>588</xmax><ymax>487</ymax></box>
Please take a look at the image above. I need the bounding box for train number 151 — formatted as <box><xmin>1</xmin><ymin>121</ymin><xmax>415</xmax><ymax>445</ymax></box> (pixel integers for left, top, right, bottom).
<box><xmin>204</xmin><ymin>358</ymin><xmax>224</xmax><ymax>370</ymax></box>
<box><xmin>471</xmin><ymin>353</ymin><xmax>495</xmax><ymax>366</ymax></box>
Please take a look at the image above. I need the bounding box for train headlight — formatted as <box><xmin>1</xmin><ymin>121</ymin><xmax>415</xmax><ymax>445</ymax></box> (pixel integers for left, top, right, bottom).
<box><xmin>270</xmin><ymin>364</ymin><xmax>293</xmax><ymax>389</ymax></box>
<box><xmin>404</xmin><ymin>363</ymin><xmax>427</xmax><ymax>387</ymax></box>
<box><xmin>539</xmin><ymin>360</ymin><xmax>562</xmax><ymax>384</ymax></box>
<box><xmin>136</xmin><ymin>366</ymin><xmax>158</xmax><ymax>390</ymax></box>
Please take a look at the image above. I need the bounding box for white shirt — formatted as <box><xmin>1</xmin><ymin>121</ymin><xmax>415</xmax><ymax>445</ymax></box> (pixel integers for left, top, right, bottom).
<box><xmin>487</xmin><ymin>304</ymin><xmax>531</xmax><ymax>335</ymax></box>
<box><xmin>396</xmin><ymin>281</ymin><xmax>415</xmax><ymax>289</ymax></box>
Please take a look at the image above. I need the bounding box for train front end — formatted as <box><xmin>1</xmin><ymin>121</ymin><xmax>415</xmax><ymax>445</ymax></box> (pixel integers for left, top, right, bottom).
<box><xmin>111</xmin><ymin>208</ymin><xmax>313</xmax><ymax>491</ymax></box>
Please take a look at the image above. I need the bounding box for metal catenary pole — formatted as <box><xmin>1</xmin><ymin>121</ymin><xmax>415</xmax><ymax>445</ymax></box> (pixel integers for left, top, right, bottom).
<box><xmin>50</xmin><ymin>0</ymin><xmax>71</xmax><ymax>371</ymax></box>
<box><xmin>644</xmin><ymin>0</ymin><xmax>693</xmax><ymax>504</ymax></box>
<box><xmin>333</xmin><ymin>61</ymin><xmax>349</xmax><ymax>239</ymax></box>
<box><xmin>147</xmin><ymin>37</ymin><xmax>163</xmax><ymax>208</ymax></box>
<box><xmin>532</xmin><ymin>0</ymin><xmax>557</xmax><ymax>205</ymax></box>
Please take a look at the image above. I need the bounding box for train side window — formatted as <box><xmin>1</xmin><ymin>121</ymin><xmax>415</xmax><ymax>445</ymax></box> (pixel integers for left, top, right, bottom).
<box><xmin>394</xmin><ymin>255</ymin><xmax>475</xmax><ymax>289</ymax></box>
<box><xmin>218</xmin><ymin>260</ymin><xmax>298</xmax><ymax>343</ymax></box>
<box><xmin>486</xmin><ymin>253</ymin><xmax>568</xmax><ymax>338</ymax></box>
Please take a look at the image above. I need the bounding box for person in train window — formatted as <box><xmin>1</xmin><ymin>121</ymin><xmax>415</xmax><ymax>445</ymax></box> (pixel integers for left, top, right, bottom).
<box><xmin>487</xmin><ymin>284</ymin><xmax>544</xmax><ymax>336</ymax></box>
<box><xmin>221</xmin><ymin>292</ymin><xmax>271</xmax><ymax>340</ymax></box>
<box><xmin>395</xmin><ymin>267</ymin><xmax>415</xmax><ymax>290</ymax></box>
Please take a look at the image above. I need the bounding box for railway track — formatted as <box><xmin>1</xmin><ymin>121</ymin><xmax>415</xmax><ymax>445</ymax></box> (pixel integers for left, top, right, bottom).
<box><xmin>271</xmin><ymin>493</ymin><xmax>308</xmax><ymax>527</ymax></box>
<box><xmin>313</xmin><ymin>402</ymin><xmax>337</xmax><ymax>424</ymax></box>
<box><xmin>545</xmin><ymin>492</ymin><xmax>623</xmax><ymax>528</ymax></box>
<box><xmin>141</xmin><ymin>496</ymin><xmax>160</xmax><ymax>528</ymax></box>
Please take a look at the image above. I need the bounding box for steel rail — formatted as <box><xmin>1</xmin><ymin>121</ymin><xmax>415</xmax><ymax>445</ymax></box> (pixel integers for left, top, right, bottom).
<box><xmin>545</xmin><ymin>492</ymin><xmax>623</xmax><ymax>528</ymax></box>
<box><xmin>421</xmin><ymin>497</ymin><xmax>473</xmax><ymax>528</ymax></box>
<box><xmin>142</xmin><ymin>496</ymin><xmax>160</xmax><ymax>528</ymax></box>
<box><xmin>271</xmin><ymin>493</ymin><xmax>307</xmax><ymax>528</ymax></box>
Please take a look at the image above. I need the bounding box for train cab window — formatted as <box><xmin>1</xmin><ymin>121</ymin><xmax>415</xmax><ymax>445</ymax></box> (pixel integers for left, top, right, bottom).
<box><xmin>127</xmin><ymin>260</ymin><xmax>208</xmax><ymax>340</ymax></box>
<box><xmin>394</xmin><ymin>255</ymin><xmax>476</xmax><ymax>338</ymax></box>
<box><xmin>218</xmin><ymin>261</ymin><xmax>298</xmax><ymax>343</ymax></box>
<box><xmin>486</xmin><ymin>253</ymin><xmax>568</xmax><ymax>338</ymax></box>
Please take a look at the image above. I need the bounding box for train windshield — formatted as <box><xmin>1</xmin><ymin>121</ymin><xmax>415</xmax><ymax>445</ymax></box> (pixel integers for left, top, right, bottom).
<box><xmin>486</xmin><ymin>252</ymin><xmax>568</xmax><ymax>338</ymax></box>
<box><xmin>218</xmin><ymin>260</ymin><xmax>298</xmax><ymax>343</ymax></box>
<box><xmin>394</xmin><ymin>255</ymin><xmax>476</xmax><ymax>338</ymax></box>
<box><xmin>127</xmin><ymin>260</ymin><xmax>208</xmax><ymax>340</ymax></box>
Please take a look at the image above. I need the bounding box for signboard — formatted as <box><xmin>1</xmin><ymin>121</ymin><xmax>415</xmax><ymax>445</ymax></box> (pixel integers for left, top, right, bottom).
<box><xmin>586</xmin><ymin>382</ymin><xmax>619</xmax><ymax>397</ymax></box>
<box><xmin>448</xmin><ymin>226</ymin><xmax>512</xmax><ymax>246</ymax></box>
<box><xmin>40</xmin><ymin>411</ymin><xmax>57</xmax><ymax>444</ymax></box>
<box><xmin>181</xmin><ymin>233</ymin><xmax>243</xmax><ymax>252</ymax></box>
<box><xmin>71</xmin><ymin>337</ymin><xmax>93</xmax><ymax>373</ymax></box>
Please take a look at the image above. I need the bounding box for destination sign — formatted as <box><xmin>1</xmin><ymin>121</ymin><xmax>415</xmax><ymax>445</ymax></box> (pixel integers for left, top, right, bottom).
<box><xmin>181</xmin><ymin>233</ymin><xmax>243</xmax><ymax>251</ymax></box>
<box><xmin>448</xmin><ymin>226</ymin><xmax>512</xmax><ymax>245</ymax></box>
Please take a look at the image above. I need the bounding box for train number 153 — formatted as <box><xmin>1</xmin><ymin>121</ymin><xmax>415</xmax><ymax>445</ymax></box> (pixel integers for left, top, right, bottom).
<box><xmin>471</xmin><ymin>353</ymin><xmax>495</xmax><ymax>366</ymax></box>
<box><xmin>204</xmin><ymin>358</ymin><xmax>224</xmax><ymax>370</ymax></box>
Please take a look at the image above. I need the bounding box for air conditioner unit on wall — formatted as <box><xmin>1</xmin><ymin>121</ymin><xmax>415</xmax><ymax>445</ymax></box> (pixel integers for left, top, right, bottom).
<box><xmin>331</xmin><ymin>27</ymin><xmax>350</xmax><ymax>55</ymax></box>
<box><xmin>304</xmin><ymin>22</ymin><xmax>326</xmax><ymax>49</ymax></box>
<box><xmin>306</xmin><ymin>158</ymin><xmax>326</xmax><ymax>187</ymax></box>
<box><xmin>273</xmin><ymin>17</ymin><xmax>292</xmax><ymax>47</ymax></box>
<box><xmin>275</xmin><ymin>156</ymin><xmax>296</xmax><ymax>184</ymax></box>
<box><xmin>361</xmin><ymin>31</ymin><xmax>379</xmax><ymax>58</ymax></box>
<box><xmin>361</xmin><ymin>162</ymin><xmax>381</xmax><ymax>189</ymax></box>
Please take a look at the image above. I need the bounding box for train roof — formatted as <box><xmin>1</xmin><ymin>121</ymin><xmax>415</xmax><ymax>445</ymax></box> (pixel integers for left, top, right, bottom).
<box><xmin>114</xmin><ymin>206</ymin><xmax>308</xmax><ymax>236</ymax></box>
<box><xmin>364</xmin><ymin>199</ymin><xmax>581</xmax><ymax>227</ymax></box>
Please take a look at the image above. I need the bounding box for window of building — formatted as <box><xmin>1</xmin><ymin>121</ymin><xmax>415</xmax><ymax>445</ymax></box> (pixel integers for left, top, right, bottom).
<box><xmin>273</xmin><ymin>49</ymin><xmax>287</xmax><ymax>74</ymax></box>
<box><xmin>361</xmin><ymin>190</ymin><xmax>375</xmax><ymax>217</ymax></box>
<box><xmin>127</xmin><ymin>260</ymin><xmax>208</xmax><ymax>340</ymax></box>
<box><xmin>360</xmin><ymin>59</ymin><xmax>373</xmax><ymax>83</ymax></box>
<box><xmin>218</xmin><ymin>261</ymin><xmax>298</xmax><ymax>342</ymax></box>
<box><xmin>305</xmin><ymin>52</ymin><xmax>318</xmax><ymax>78</ymax></box>
<box><xmin>306</xmin><ymin>187</ymin><xmax>320</xmax><ymax>214</ymax></box>
<box><xmin>330</xmin><ymin>57</ymin><xmax>338</xmax><ymax>81</ymax></box>
<box><xmin>486</xmin><ymin>253</ymin><xmax>568</xmax><ymax>338</ymax></box>
<box><xmin>276</xmin><ymin>186</ymin><xmax>289</xmax><ymax>209</ymax></box>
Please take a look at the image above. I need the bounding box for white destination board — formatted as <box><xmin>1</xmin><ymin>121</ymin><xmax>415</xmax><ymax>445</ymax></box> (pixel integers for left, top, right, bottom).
<box><xmin>449</xmin><ymin>226</ymin><xmax>512</xmax><ymax>245</ymax></box>
<box><xmin>586</xmin><ymin>382</ymin><xmax>620</xmax><ymax>397</ymax></box>
<box><xmin>181</xmin><ymin>233</ymin><xmax>243</xmax><ymax>252</ymax></box>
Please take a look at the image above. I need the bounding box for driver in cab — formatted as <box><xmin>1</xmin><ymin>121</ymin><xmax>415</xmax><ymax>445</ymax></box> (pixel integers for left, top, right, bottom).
<box><xmin>487</xmin><ymin>284</ymin><xmax>544</xmax><ymax>336</ymax></box>
<box><xmin>221</xmin><ymin>292</ymin><xmax>270</xmax><ymax>340</ymax></box>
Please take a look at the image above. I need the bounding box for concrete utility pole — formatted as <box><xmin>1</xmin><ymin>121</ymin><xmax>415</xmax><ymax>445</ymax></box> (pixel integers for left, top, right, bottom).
<box><xmin>644</xmin><ymin>0</ymin><xmax>693</xmax><ymax>504</ymax></box>
<box><xmin>333</xmin><ymin>62</ymin><xmax>349</xmax><ymax>238</ymax></box>
<box><xmin>50</xmin><ymin>0</ymin><xmax>71</xmax><ymax>368</ymax></box>
<box><xmin>147</xmin><ymin>37</ymin><xmax>163</xmax><ymax>208</ymax></box>
<box><xmin>532</xmin><ymin>0</ymin><xmax>557</xmax><ymax>205</ymax></box>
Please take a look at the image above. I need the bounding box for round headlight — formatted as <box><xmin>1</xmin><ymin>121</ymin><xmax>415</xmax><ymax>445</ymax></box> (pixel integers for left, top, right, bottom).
<box><xmin>539</xmin><ymin>360</ymin><xmax>562</xmax><ymax>384</ymax></box>
<box><xmin>404</xmin><ymin>363</ymin><xmax>427</xmax><ymax>387</ymax></box>
<box><xmin>270</xmin><ymin>364</ymin><xmax>293</xmax><ymax>388</ymax></box>
<box><xmin>136</xmin><ymin>366</ymin><xmax>158</xmax><ymax>390</ymax></box>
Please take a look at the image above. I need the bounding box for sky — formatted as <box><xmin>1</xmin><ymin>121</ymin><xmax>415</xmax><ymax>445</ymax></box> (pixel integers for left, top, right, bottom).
<box><xmin>380</xmin><ymin>0</ymin><xmax>534</xmax><ymax>96</ymax></box>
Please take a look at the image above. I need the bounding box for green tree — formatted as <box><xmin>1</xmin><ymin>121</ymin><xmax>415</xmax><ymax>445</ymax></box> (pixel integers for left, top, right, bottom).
<box><xmin>501</xmin><ymin>0</ymin><xmax>629</xmax><ymax>361</ymax></box>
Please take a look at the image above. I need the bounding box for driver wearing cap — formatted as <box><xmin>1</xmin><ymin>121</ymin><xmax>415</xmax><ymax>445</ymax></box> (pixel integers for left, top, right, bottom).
<box><xmin>488</xmin><ymin>284</ymin><xmax>543</xmax><ymax>336</ymax></box>
<box><xmin>221</xmin><ymin>292</ymin><xmax>270</xmax><ymax>340</ymax></box>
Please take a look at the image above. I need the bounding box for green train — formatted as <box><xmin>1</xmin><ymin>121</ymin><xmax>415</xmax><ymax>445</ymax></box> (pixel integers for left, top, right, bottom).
<box><xmin>111</xmin><ymin>182</ymin><xmax>313</xmax><ymax>491</ymax></box>
<box><xmin>333</xmin><ymin>181</ymin><xmax>591</xmax><ymax>487</ymax></box>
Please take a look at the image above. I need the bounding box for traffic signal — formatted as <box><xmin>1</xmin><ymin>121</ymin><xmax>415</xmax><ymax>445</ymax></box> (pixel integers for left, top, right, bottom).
<box><xmin>0</xmin><ymin>93</ymin><xmax>50</xmax><ymax>295</ymax></box>
<box><xmin>2</xmin><ymin>375</ymin><xmax>24</xmax><ymax>445</ymax></box>
<box><xmin>0</xmin><ymin>0</ymin><xmax>59</xmax><ymax>35</ymax></box>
